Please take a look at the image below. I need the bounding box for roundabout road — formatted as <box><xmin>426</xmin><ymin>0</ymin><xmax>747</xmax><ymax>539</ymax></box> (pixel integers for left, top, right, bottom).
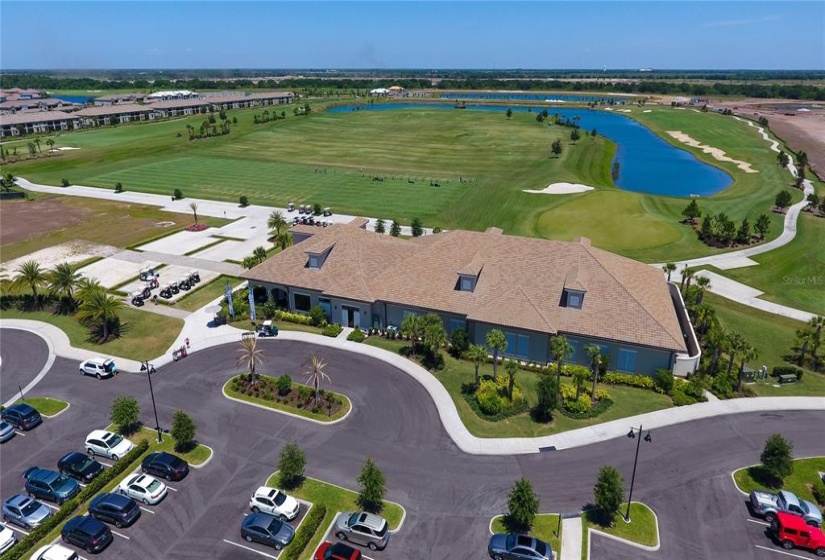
<box><xmin>2</xmin><ymin>332</ymin><xmax>824</xmax><ymax>559</ymax></box>
<box><xmin>0</xmin><ymin>328</ymin><xmax>50</xmax><ymax>404</ymax></box>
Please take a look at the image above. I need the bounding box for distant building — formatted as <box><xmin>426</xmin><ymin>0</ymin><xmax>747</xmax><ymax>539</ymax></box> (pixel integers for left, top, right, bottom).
<box><xmin>0</xmin><ymin>111</ymin><xmax>79</xmax><ymax>137</ymax></box>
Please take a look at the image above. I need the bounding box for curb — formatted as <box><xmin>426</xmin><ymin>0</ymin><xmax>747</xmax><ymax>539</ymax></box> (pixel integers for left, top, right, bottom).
<box><xmin>585</xmin><ymin>502</ymin><xmax>660</xmax><ymax>557</ymax></box>
<box><xmin>40</xmin><ymin>400</ymin><xmax>71</xmax><ymax>419</ymax></box>
<box><xmin>188</xmin><ymin>443</ymin><xmax>214</xmax><ymax>470</ymax></box>
<box><xmin>730</xmin><ymin>456</ymin><xmax>825</xmax><ymax>497</ymax></box>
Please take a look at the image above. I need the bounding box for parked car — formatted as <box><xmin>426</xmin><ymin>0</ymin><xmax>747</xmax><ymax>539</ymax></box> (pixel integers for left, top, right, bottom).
<box><xmin>29</xmin><ymin>543</ymin><xmax>79</xmax><ymax>560</ymax></box>
<box><xmin>334</xmin><ymin>511</ymin><xmax>390</xmax><ymax>551</ymax></box>
<box><xmin>0</xmin><ymin>522</ymin><xmax>17</xmax><ymax>554</ymax></box>
<box><xmin>240</xmin><ymin>512</ymin><xmax>295</xmax><ymax>550</ymax></box>
<box><xmin>88</xmin><ymin>493</ymin><xmax>140</xmax><ymax>528</ymax></box>
<box><xmin>771</xmin><ymin>511</ymin><xmax>825</xmax><ymax>557</ymax></box>
<box><xmin>61</xmin><ymin>515</ymin><xmax>113</xmax><ymax>553</ymax></box>
<box><xmin>751</xmin><ymin>490</ymin><xmax>823</xmax><ymax>526</ymax></box>
<box><xmin>249</xmin><ymin>486</ymin><xmax>300</xmax><ymax>520</ymax></box>
<box><xmin>0</xmin><ymin>421</ymin><xmax>14</xmax><ymax>443</ymax></box>
<box><xmin>141</xmin><ymin>451</ymin><xmax>189</xmax><ymax>481</ymax></box>
<box><xmin>58</xmin><ymin>452</ymin><xmax>104</xmax><ymax>482</ymax></box>
<box><xmin>23</xmin><ymin>467</ymin><xmax>81</xmax><ymax>505</ymax></box>
<box><xmin>2</xmin><ymin>494</ymin><xmax>52</xmax><ymax>530</ymax></box>
<box><xmin>315</xmin><ymin>541</ymin><xmax>362</xmax><ymax>560</ymax></box>
<box><xmin>1</xmin><ymin>403</ymin><xmax>42</xmax><ymax>431</ymax></box>
<box><xmin>85</xmin><ymin>429</ymin><xmax>135</xmax><ymax>460</ymax></box>
<box><xmin>488</xmin><ymin>533</ymin><xmax>554</xmax><ymax>560</ymax></box>
<box><xmin>78</xmin><ymin>357</ymin><xmax>117</xmax><ymax>379</ymax></box>
<box><xmin>117</xmin><ymin>473</ymin><xmax>167</xmax><ymax>505</ymax></box>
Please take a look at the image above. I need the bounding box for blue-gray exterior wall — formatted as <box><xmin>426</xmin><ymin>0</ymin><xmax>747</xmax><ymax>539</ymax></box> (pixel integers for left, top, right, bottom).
<box><xmin>563</xmin><ymin>334</ymin><xmax>674</xmax><ymax>376</ymax></box>
<box><xmin>471</xmin><ymin>322</ymin><xmax>551</xmax><ymax>364</ymax></box>
<box><xmin>383</xmin><ymin>303</ymin><xmax>468</xmax><ymax>334</ymax></box>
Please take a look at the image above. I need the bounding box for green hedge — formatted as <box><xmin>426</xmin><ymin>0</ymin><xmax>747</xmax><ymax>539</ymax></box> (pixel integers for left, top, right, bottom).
<box><xmin>3</xmin><ymin>440</ymin><xmax>150</xmax><ymax>560</ymax></box>
<box><xmin>347</xmin><ymin>327</ymin><xmax>366</xmax><ymax>343</ymax></box>
<box><xmin>602</xmin><ymin>372</ymin><xmax>662</xmax><ymax>393</ymax></box>
<box><xmin>559</xmin><ymin>398</ymin><xmax>614</xmax><ymax>419</ymax></box>
<box><xmin>322</xmin><ymin>324</ymin><xmax>343</xmax><ymax>337</ymax></box>
<box><xmin>280</xmin><ymin>504</ymin><xmax>327</xmax><ymax>560</ymax></box>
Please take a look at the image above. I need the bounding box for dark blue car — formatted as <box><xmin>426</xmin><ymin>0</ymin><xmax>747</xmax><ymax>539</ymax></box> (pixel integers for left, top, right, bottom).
<box><xmin>1</xmin><ymin>404</ymin><xmax>42</xmax><ymax>431</ymax></box>
<box><xmin>88</xmin><ymin>493</ymin><xmax>140</xmax><ymax>528</ymax></box>
<box><xmin>58</xmin><ymin>452</ymin><xmax>104</xmax><ymax>482</ymax></box>
<box><xmin>61</xmin><ymin>515</ymin><xmax>112</xmax><ymax>553</ymax></box>
<box><xmin>241</xmin><ymin>512</ymin><xmax>295</xmax><ymax>550</ymax></box>
<box><xmin>23</xmin><ymin>467</ymin><xmax>80</xmax><ymax>505</ymax></box>
<box><xmin>141</xmin><ymin>451</ymin><xmax>189</xmax><ymax>481</ymax></box>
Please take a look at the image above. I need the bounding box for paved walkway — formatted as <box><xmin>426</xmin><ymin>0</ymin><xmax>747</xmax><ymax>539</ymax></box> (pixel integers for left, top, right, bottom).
<box><xmin>3</xmin><ymin>314</ymin><xmax>823</xmax><ymax>455</ymax></box>
<box><xmin>560</xmin><ymin>516</ymin><xmax>582</xmax><ymax>560</ymax></box>
<box><xmin>114</xmin><ymin>249</ymin><xmax>244</xmax><ymax>276</ymax></box>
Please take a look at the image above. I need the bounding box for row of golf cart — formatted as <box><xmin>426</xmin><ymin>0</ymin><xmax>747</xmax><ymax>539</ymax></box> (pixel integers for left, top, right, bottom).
<box><xmin>292</xmin><ymin>215</ymin><xmax>333</xmax><ymax>227</ymax></box>
<box><xmin>130</xmin><ymin>268</ymin><xmax>201</xmax><ymax>306</ymax></box>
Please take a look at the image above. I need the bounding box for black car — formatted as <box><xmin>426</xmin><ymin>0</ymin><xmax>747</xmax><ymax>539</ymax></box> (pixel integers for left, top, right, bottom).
<box><xmin>241</xmin><ymin>512</ymin><xmax>295</xmax><ymax>550</ymax></box>
<box><xmin>61</xmin><ymin>515</ymin><xmax>113</xmax><ymax>553</ymax></box>
<box><xmin>58</xmin><ymin>452</ymin><xmax>104</xmax><ymax>482</ymax></box>
<box><xmin>141</xmin><ymin>452</ymin><xmax>189</xmax><ymax>481</ymax></box>
<box><xmin>88</xmin><ymin>493</ymin><xmax>140</xmax><ymax>528</ymax></box>
<box><xmin>1</xmin><ymin>404</ymin><xmax>42</xmax><ymax>431</ymax></box>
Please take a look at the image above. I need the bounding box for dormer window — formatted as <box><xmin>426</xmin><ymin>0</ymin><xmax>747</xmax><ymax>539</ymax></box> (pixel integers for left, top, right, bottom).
<box><xmin>459</xmin><ymin>274</ymin><xmax>476</xmax><ymax>292</ymax></box>
<box><xmin>457</xmin><ymin>252</ymin><xmax>484</xmax><ymax>293</ymax></box>
<box><xmin>305</xmin><ymin>244</ymin><xmax>334</xmax><ymax>269</ymax></box>
<box><xmin>564</xmin><ymin>289</ymin><xmax>585</xmax><ymax>309</ymax></box>
<box><xmin>309</xmin><ymin>255</ymin><xmax>320</xmax><ymax>268</ymax></box>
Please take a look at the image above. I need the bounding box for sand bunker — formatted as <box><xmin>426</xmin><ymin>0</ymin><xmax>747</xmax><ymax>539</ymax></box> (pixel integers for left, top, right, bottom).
<box><xmin>523</xmin><ymin>183</ymin><xmax>595</xmax><ymax>195</ymax></box>
<box><xmin>58</xmin><ymin>147</ymin><xmax>81</xmax><ymax>151</ymax></box>
<box><xmin>666</xmin><ymin>131</ymin><xmax>759</xmax><ymax>173</ymax></box>
<box><xmin>618</xmin><ymin>109</ymin><xmax>632</xmax><ymax>113</ymax></box>
<box><xmin>642</xmin><ymin>110</ymin><xmax>652</xmax><ymax>113</ymax></box>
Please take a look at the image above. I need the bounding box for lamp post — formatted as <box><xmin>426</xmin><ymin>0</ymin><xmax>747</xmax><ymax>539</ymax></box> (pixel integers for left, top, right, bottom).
<box><xmin>625</xmin><ymin>424</ymin><xmax>651</xmax><ymax>523</ymax></box>
<box><xmin>140</xmin><ymin>361</ymin><xmax>162</xmax><ymax>443</ymax></box>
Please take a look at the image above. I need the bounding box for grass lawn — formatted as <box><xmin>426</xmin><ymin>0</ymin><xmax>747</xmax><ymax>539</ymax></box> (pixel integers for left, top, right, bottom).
<box><xmin>705</xmin><ymin>293</ymin><xmax>825</xmax><ymax>396</ymax></box>
<box><xmin>0</xmin><ymin>306</ymin><xmax>184</xmax><ymax>362</ymax></box>
<box><xmin>13</xmin><ymin>396</ymin><xmax>68</xmax><ymax>416</ymax></box>
<box><xmin>584</xmin><ymin>503</ymin><xmax>658</xmax><ymax>548</ymax></box>
<box><xmin>229</xmin><ymin>317</ymin><xmax>325</xmax><ymax>335</ymax></box>
<box><xmin>175</xmin><ymin>275</ymin><xmax>240</xmax><ymax>311</ymax></box>
<box><xmin>4</xmin><ymin>104</ymin><xmax>788</xmax><ymax>262</ymax></box>
<box><xmin>710</xmin><ymin>211</ymin><xmax>825</xmax><ymax>315</ymax></box>
<box><xmin>365</xmin><ymin>338</ymin><xmax>673</xmax><ymax>438</ymax></box>
<box><xmin>266</xmin><ymin>472</ymin><xmax>404</xmax><ymax>559</ymax></box>
<box><xmin>119</xmin><ymin>425</ymin><xmax>212</xmax><ymax>465</ymax></box>
<box><xmin>223</xmin><ymin>374</ymin><xmax>351</xmax><ymax>422</ymax></box>
<box><xmin>733</xmin><ymin>457</ymin><xmax>825</xmax><ymax>508</ymax></box>
<box><xmin>491</xmin><ymin>514</ymin><xmax>561</xmax><ymax>557</ymax></box>
<box><xmin>0</xmin><ymin>194</ymin><xmax>232</xmax><ymax>262</ymax></box>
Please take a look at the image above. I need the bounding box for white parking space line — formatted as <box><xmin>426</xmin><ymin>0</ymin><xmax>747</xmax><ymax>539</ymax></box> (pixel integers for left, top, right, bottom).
<box><xmin>139</xmin><ymin>506</ymin><xmax>155</xmax><ymax>514</ymax></box>
<box><xmin>166</xmin><ymin>486</ymin><xmax>178</xmax><ymax>492</ymax></box>
<box><xmin>112</xmin><ymin>530</ymin><xmax>130</xmax><ymax>540</ymax></box>
<box><xmin>748</xmin><ymin>519</ymin><xmax>771</xmax><ymax>526</ymax></box>
<box><xmin>13</xmin><ymin>431</ymin><xmax>26</xmax><ymax>436</ymax></box>
<box><xmin>78</xmin><ymin>483</ymin><xmax>87</xmax><ymax>488</ymax></box>
<box><xmin>13</xmin><ymin>527</ymin><xmax>30</xmax><ymax>536</ymax></box>
<box><xmin>97</xmin><ymin>461</ymin><xmax>114</xmax><ymax>468</ymax></box>
<box><xmin>755</xmin><ymin>545</ymin><xmax>815</xmax><ymax>559</ymax></box>
<box><xmin>44</xmin><ymin>503</ymin><xmax>60</xmax><ymax>511</ymax></box>
<box><xmin>222</xmin><ymin>539</ymin><xmax>281</xmax><ymax>559</ymax></box>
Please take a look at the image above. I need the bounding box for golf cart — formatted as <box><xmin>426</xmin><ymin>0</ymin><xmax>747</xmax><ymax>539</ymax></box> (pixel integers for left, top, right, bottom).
<box><xmin>188</xmin><ymin>270</ymin><xmax>200</xmax><ymax>284</ymax></box>
<box><xmin>287</xmin><ymin>202</ymin><xmax>295</xmax><ymax>212</ymax></box>
<box><xmin>139</xmin><ymin>266</ymin><xmax>158</xmax><ymax>281</ymax></box>
<box><xmin>160</xmin><ymin>284</ymin><xmax>174</xmax><ymax>299</ymax></box>
<box><xmin>257</xmin><ymin>320</ymin><xmax>279</xmax><ymax>338</ymax></box>
<box><xmin>323</xmin><ymin>207</ymin><xmax>332</xmax><ymax>217</ymax></box>
<box><xmin>177</xmin><ymin>277</ymin><xmax>191</xmax><ymax>291</ymax></box>
<box><xmin>130</xmin><ymin>291</ymin><xmax>145</xmax><ymax>307</ymax></box>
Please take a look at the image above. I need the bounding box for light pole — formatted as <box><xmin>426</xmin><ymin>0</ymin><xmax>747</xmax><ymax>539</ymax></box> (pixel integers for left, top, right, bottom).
<box><xmin>140</xmin><ymin>361</ymin><xmax>163</xmax><ymax>443</ymax></box>
<box><xmin>625</xmin><ymin>424</ymin><xmax>651</xmax><ymax>523</ymax></box>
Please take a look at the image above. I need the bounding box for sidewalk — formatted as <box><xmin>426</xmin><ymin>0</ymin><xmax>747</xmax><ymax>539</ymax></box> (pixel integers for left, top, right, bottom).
<box><xmin>3</xmin><ymin>316</ymin><xmax>823</xmax><ymax>456</ymax></box>
<box><xmin>560</xmin><ymin>516</ymin><xmax>582</xmax><ymax>560</ymax></box>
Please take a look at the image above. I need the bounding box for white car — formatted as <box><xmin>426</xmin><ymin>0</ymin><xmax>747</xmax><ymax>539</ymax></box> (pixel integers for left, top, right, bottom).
<box><xmin>85</xmin><ymin>430</ymin><xmax>134</xmax><ymax>460</ymax></box>
<box><xmin>29</xmin><ymin>543</ymin><xmax>78</xmax><ymax>560</ymax></box>
<box><xmin>78</xmin><ymin>357</ymin><xmax>117</xmax><ymax>379</ymax></box>
<box><xmin>117</xmin><ymin>473</ymin><xmax>167</xmax><ymax>505</ymax></box>
<box><xmin>0</xmin><ymin>522</ymin><xmax>16</xmax><ymax>554</ymax></box>
<box><xmin>249</xmin><ymin>486</ymin><xmax>300</xmax><ymax>521</ymax></box>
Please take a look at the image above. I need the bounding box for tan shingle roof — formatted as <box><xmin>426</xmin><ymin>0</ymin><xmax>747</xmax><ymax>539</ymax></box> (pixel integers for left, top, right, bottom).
<box><xmin>0</xmin><ymin>111</ymin><xmax>77</xmax><ymax>125</ymax></box>
<box><xmin>75</xmin><ymin>104</ymin><xmax>150</xmax><ymax>117</ymax></box>
<box><xmin>243</xmin><ymin>224</ymin><xmax>687</xmax><ymax>352</ymax></box>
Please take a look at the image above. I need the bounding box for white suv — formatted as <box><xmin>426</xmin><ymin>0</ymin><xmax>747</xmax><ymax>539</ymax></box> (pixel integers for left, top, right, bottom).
<box><xmin>79</xmin><ymin>358</ymin><xmax>117</xmax><ymax>379</ymax></box>
<box><xmin>85</xmin><ymin>430</ymin><xmax>134</xmax><ymax>460</ymax></box>
<box><xmin>249</xmin><ymin>486</ymin><xmax>300</xmax><ymax>520</ymax></box>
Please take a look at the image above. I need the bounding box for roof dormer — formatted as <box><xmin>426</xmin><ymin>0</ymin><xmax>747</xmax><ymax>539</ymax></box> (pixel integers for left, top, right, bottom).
<box><xmin>562</xmin><ymin>266</ymin><xmax>587</xmax><ymax>309</ymax></box>
<box><xmin>456</xmin><ymin>252</ymin><xmax>484</xmax><ymax>292</ymax></box>
<box><xmin>305</xmin><ymin>243</ymin><xmax>335</xmax><ymax>269</ymax></box>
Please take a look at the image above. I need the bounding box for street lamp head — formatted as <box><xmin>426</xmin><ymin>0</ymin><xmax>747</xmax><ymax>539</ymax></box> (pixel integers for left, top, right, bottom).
<box><xmin>644</xmin><ymin>432</ymin><xmax>652</xmax><ymax>443</ymax></box>
<box><xmin>140</xmin><ymin>363</ymin><xmax>147</xmax><ymax>372</ymax></box>
<box><xmin>627</xmin><ymin>428</ymin><xmax>636</xmax><ymax>439</ymax></box>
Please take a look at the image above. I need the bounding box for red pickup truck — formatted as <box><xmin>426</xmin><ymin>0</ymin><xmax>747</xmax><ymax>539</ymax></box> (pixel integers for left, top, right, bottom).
<box><xmin>772</xmin><ymin>512</ymin><xmax>825</xmax><ymax>557</ymax></box>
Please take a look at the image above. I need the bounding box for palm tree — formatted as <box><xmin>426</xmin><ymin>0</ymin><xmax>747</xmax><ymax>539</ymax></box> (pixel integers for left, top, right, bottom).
<box><xmin>236</xmin><ymin>336</ymin><xmax>264</xmax><ymax>383</ymax></box>
<box><xmin>253</xmin><ymin>246</ymin><xmax>268</xmax><ymax>264</ymax></box>
<box><xmin>48</xmin><ymin>262</ymin><xmax>82</xmax><ymax>313</ymax></box>
<box><xmin>34</xmin><ymin>138</ymin><xmax>41</xmax><ymax>154</ymax></box>
<box><xmin>304</xmin><ymin>354</ymin><xmax>330</xmax><ymax>403</ymax></box>
<box><xmin>662</xmin><ymin>262</ymin><xmax>677</xmax><ymax>282</ymax></box>
<box><xmin>585</xmin><ymin>344</ymin><xmax>603</xmax><ymax>401</ymax></box>
<box><xmin>680</xmin><ymin>266</ymin><xmax>694</xmax><ymax>292</ymax></box>
<box><xmin>267</xmin><ymin>211</ymin><xmax>288</xmax><ymax>237</ymax></box>
<box><xmin>692</xmin><ymin>303</ymin><xmax>715</xmax><ymax>339</ymax></box>
<box><xmin>807</xmin><ymin>316</ymin><xmax>825</xmax><ymax>366</ymax></box>
<box><xmin>401</xmin><ymin>314</ymin><xmax>423</xmax><ymax>358</ymax></box>
<box><xmin>735</xmin><ymin>340</ymin><xmax>758</xmax><ymax>392</ymax></box>
<box><xmin>795</xmin><ymin>325</ymin><xmax>816</xmax><ymax>366</ymax></box>
<box><xmin>13</xmin><ymin>260</ymin><xmax>47</xmax><ymax>307</ymax></box>
<box><xmin>76</xmin><ymin>289</ymin><xmax>123</xmax><ymax>340</ymax></box>
<box><xmin>75</xmin><ymin>277</ymin><xmax>103</xmax><ymax>305</ymax></box>
<box><xmin>694</xmin><ymin>276</ymin><xmax>711</xmax><ymax>305</ymax></box>
<box><xmin>422</xmin><ymin>315</ymin><xmax>447</xmax><ymax>364</ymax></box>
<box><xmin>550</xmin><ymin>335</ymin><xmax>573</xmax><ymax>399</ymax></box>
<box><xmin>45</xmin><ymin>138</ymin><xmax>55</xmax><ymax>153</ymax></box>
<box><xmin>486</xmin><ymin>329</ymin><xmax>507</xmax><ymax>378</ymax></box>
<box><xmin>466</xmin><ymin>344</ymin><xmax>488</xmax><ymax>387</ymax></box>
<box><xmin>276</xmin><ymin>232</ymin><xmax>293</xmax><ymax>251</ymax></box>
<box><xmin>706</xmin><ymin>325</ymin><xmax>728</xmax><ymax>376</ymax></box>
<box><xmin>189</xmin><ymin>201</ymin><xmax>199</xmax><ymax>225</ymax></box>
<box><xmin>726</xmin><ymin>331</ymin><xmax>746</xmax><ymax>378</ymax></box>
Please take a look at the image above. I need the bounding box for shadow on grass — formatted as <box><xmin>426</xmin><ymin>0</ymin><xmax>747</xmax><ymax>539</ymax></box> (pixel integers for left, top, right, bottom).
<box><xmin>116</xmin><ymin>421</ymin><xmax>143</xmax><ymax>437</ymax></box>
<box><xmin>499</xmin><ymin>514</ymin><xmax>531</xmax><ymax>535</ymax></box>
<box><xmin>277</xmin><ymin>473</ymin><xmax>305</xmax><ymax>492</ymax></box>
<box><xmin>174</xmin><ymin>439</ymin><xmax>198</xmax><ymax>454</ymax></box>
<box><xmin>746</xmin><ymin>465</ymin><xmax>784</xmax><ymax>490</ymax></box>
<box><xmin>583</xmin><ymin>505</ymin><xmax>616</xmax><ymax>529</ymax></box>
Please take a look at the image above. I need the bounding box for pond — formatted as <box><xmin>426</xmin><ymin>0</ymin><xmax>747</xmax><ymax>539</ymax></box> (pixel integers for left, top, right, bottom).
<box><xmin>327</xmin><ymin>103</ymin><xmax>733</xmax><ymax>197</ymax></box>
<box><xmin>52</xmin><ymin>95</ymin><xmax>94</xmax><ymax>104</ymax></box>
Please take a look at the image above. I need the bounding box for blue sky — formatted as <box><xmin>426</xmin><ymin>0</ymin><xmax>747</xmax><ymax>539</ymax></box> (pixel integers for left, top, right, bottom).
<box><xmin>1</xmin><ymin>1</ymin><xmax>823</xmax><ymax>70</ymax></box>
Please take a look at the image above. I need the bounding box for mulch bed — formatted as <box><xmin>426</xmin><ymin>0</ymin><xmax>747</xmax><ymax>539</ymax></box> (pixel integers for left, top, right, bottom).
<box><xmin>232</xmin><ymin>374</ymin><xmax>345</xmax><ymax>417</ymax></box>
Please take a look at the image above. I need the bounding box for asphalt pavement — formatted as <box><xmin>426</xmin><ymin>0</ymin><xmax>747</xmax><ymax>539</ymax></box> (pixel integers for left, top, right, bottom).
<box><xmin>1</xmin><ymin>329</ymin><xmax>824</xmax><ymax>559</ymax></box>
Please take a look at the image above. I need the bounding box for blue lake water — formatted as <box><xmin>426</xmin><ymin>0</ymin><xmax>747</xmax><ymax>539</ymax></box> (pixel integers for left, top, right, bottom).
<box><xmin>52</xmin><ymin>95</ymin><xmax>93</xmax><ymax>104</ymax></box>
<box><xmin>327</xmin><ymin>103</ymin><xmax>733</xmax><ymax>197</ymax></box>
<box><xmin>440</xmin><ymin>92</ymin><xmax>631</xmax><ymax>103</ymax></box>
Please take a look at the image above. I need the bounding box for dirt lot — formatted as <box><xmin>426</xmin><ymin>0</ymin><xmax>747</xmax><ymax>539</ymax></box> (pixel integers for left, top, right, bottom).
<box><xmin>719</xmin><ymin>98</ymin><xmax>825</xmax><ymax>181</ymax></box>
<box><xmin>0</xmin><ymin>196</ymin><xmax>91</xmax><ymax>245</ymax></box>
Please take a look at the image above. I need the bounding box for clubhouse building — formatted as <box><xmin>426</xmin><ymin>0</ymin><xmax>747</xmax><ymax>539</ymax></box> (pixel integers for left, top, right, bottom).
<box><xmin>243</xmin><ymin>219</ymin><xmax>700</xmax><ymax>377</ymax></box>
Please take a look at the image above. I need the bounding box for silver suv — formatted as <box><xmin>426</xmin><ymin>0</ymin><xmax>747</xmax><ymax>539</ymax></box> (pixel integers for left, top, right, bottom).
<box><xmin>334</xmin><ymin>511</ymin><xmax>390</xmax><ymax>551</ymax></box>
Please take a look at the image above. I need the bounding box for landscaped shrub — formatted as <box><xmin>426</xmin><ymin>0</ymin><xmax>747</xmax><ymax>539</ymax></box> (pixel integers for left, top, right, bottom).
<box><xmin>470</xmin><ymin>375</ymin><xmax>527</xmax><ymax>419</ymax></box>
<box><xmin>594</xmin><ymin>387</ymin><xmax>611</xmax><ymax>401</ymax></box>
<box><xmin>560</xmin><ymin>383</ymin><xmax>578</xmax><ymax>402</ymax></box>
<box><xmin>61</xmin><ymin>178</ymin><xmax>70</xmax><ymax>187</ymax></box>
<box><xmin>654</xmin><ymin>368</ymin><xmax>675</xmax><ymax>394</ymax></box>
<box><xmin>772</xmin><ymin>366</ymin><xmax>802</xmax><ymax>378</ymax></box>
<box><xmin>173</xmin><ymin>188</ymin><xmax>183</xmax><ymax>200</ymax></box>
<box><xmin>449</xmin><ymin>328</ymin><xmax>470</xmax><ymax>357</ymax></box>
<box><xmin>276</xmin><ymin>374</ymin><xmax>292</xmax><ymax>396</ymax></box>
<box><xmin>812</xmin><ymin>482</ymin><xmax>825</xmax><ymax>507</ymax></box>
<box><xmin>308</xmin><ymin>305</ymin><xmax>327</xmax><ymax>327</ymax></box>
<box><xmin>565</xmin><ymin>394</ymin><xmax>592</xmax><ymax>414</ymax></box>
<box><xmin>672</xmin><ymin>390</ymin><xmax>698</xmax><ymax>406</ymax></box>
<box><xmin>712</xmin><ymin>373</ymin><xmax>734</xmax><ymax>399</ymax></box>
<box><xmin>322</xmin><ymin>324</ymin><xmax>343</xmax><ymax>337</ymax></box>
<box><xmin>280</xmin><ymin>504</ymin><xmax>327</xmax><ymax>560</ymax></box>
<box><xmin>114</xmin><ymin>182</ymin><xmax>123</xmax><ymax>193</ymax></box>
<box><xmin>347</xmin><ymin>327</ymin><xmax>366</xmax><ymax>343</ymax></box>
<box><xmin>274</xmin><ymin>309</ymin><xmax>314</xmax><ymax>325</ymax></box>
<box><xmin>684</xmin><ymin>376</ymin><xmax>707</xmax><ymax>400</ymax></box>
<box><xmin>476</xmin><ymin>380</ymin><xmax>505</xmax><ymax>415</ymax></box>
<box><xmin>602</xmin><ymin>372</ymin><xmax>660</xmax><ymax>392</ymax></box>
<box><xmin>239</xmin><ymin>195</ymin><xmax>249</xmax><ymax>207</ymax></box>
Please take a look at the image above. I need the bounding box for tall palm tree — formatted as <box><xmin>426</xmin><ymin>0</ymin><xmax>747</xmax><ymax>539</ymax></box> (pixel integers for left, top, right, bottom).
<box><xmin>795</xmin><ymin>326</ymin><xmax>816</xmax><ymax>366</ymax></box>
<box><xmin>253</xmin><ymin>246</ymin><xmax>268</xmax><ymax>264</ymax></box>
<box><xmin>706</xmin><ymin>325</ymin><xmax>728</xmax><ymax>376</ymax></box>
<box><xmin>267</xmin><ymin>211</ymin><xmax>288</xmax><ymax>237</ymax></box>
<box><xmin>236</xmin><ymin>336</ymin><xmax>264</xmax><ymax>383</ymax></box>
<box><xmin>735</xmin><ymin>341</ymin><xmax>758</xmax><ymax>392</ymax></box>
<box><xmin>808</xmin><ymin>316</ymin><xmax>825</xmax><ymax>365</ymax></box>
<box><xmin>189</xmin><ymin>201</ymin><xmax>199</xmax><ymax>225</ymax></box>
<box><xmin>304</xmin><ymin>354</ymin><xmax>330</xmax><ymax>404</ymax></box>
<box><xmin>46</xmin><ymin>138</ymin><xmax>55</xmax><ymax>153</ymax></box>
<box><xmin>48</xmin><ymin>261</ymin><xmax>82</xmax><ymax>313</ymax></box>
<box><xmin>662</xmin><ymin>262</ymin><xmax>677</xmax><ymax>282</ymax></box>
<box><xmin>585</xmin><ymin>344</ymin><xmax>603</xmax><ymax>401</ymax></box>
<box><xmin>680</xmin><ymin>266</ymin><xmax>694</xmax><ymax>292</ymax></box>
<box><xmin>694</xmin><ymin>276</ymin><xmax>712</xmax><ymax>305</ymax></box>
<box><xmin>550</xmin><ymin>335</ymin><xmax>573</xmax><ymax>399</ymax></box>
<box><xmin>401</xmin><ymin>314</ymin><xmax>423</xmax><ymax>358</ymax></box>
<box><xmin>466</xmin><ymin>344</ymin><xmax>487</xmax><ymax>387</ymax></box>
<box><xmin>13</xmin><ymin>260</ymin><xmax>47</xmax><ymax>307</ymax></box>
<box><xmin>34</xmin><ymin>138</ymin><xmax>41</xmax><ymax>154</ymax></box>
<box><xmin>693</xmin><ymin>303</ymin><xmax>715</xmax><ymax>339</ymax></box>
<box><xmin>726</xmin><ymin>332</ymin><xmax>746</xmax><ymax>378</ymax></box>
<box><xmin>76</xmin><ymin>289</ymin><xmax>123</xmax><ymax>340</ymax></box>
<box><xmin>276</xmin><ymin>232</ymin><xmax>293</xmax><ymax>251</ymax></box>
<box><xmin>486</xmin><ymin>329</ymin><xmax>507</xmax><ymax>378</ymax></box>
<box><xmin>75</xmin><ymin>277</ymin><xmax>103</xmax><ymax>305</ymax></box>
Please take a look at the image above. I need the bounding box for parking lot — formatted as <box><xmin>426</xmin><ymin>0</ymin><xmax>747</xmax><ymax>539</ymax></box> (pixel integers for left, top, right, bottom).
<box><xmin>220</xmin><ymin>499</ymin><xmax>312</xmax><ymax>560</ymax></box>
<box><xmin>741</xmin><ymin>502</ymin><xmax>823</xmax><ymax>560</ymax></box>
<box><xmin>308</xmin><ymin>511</ymin><xmax>393</xmax><ymax>560</ymax></box>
